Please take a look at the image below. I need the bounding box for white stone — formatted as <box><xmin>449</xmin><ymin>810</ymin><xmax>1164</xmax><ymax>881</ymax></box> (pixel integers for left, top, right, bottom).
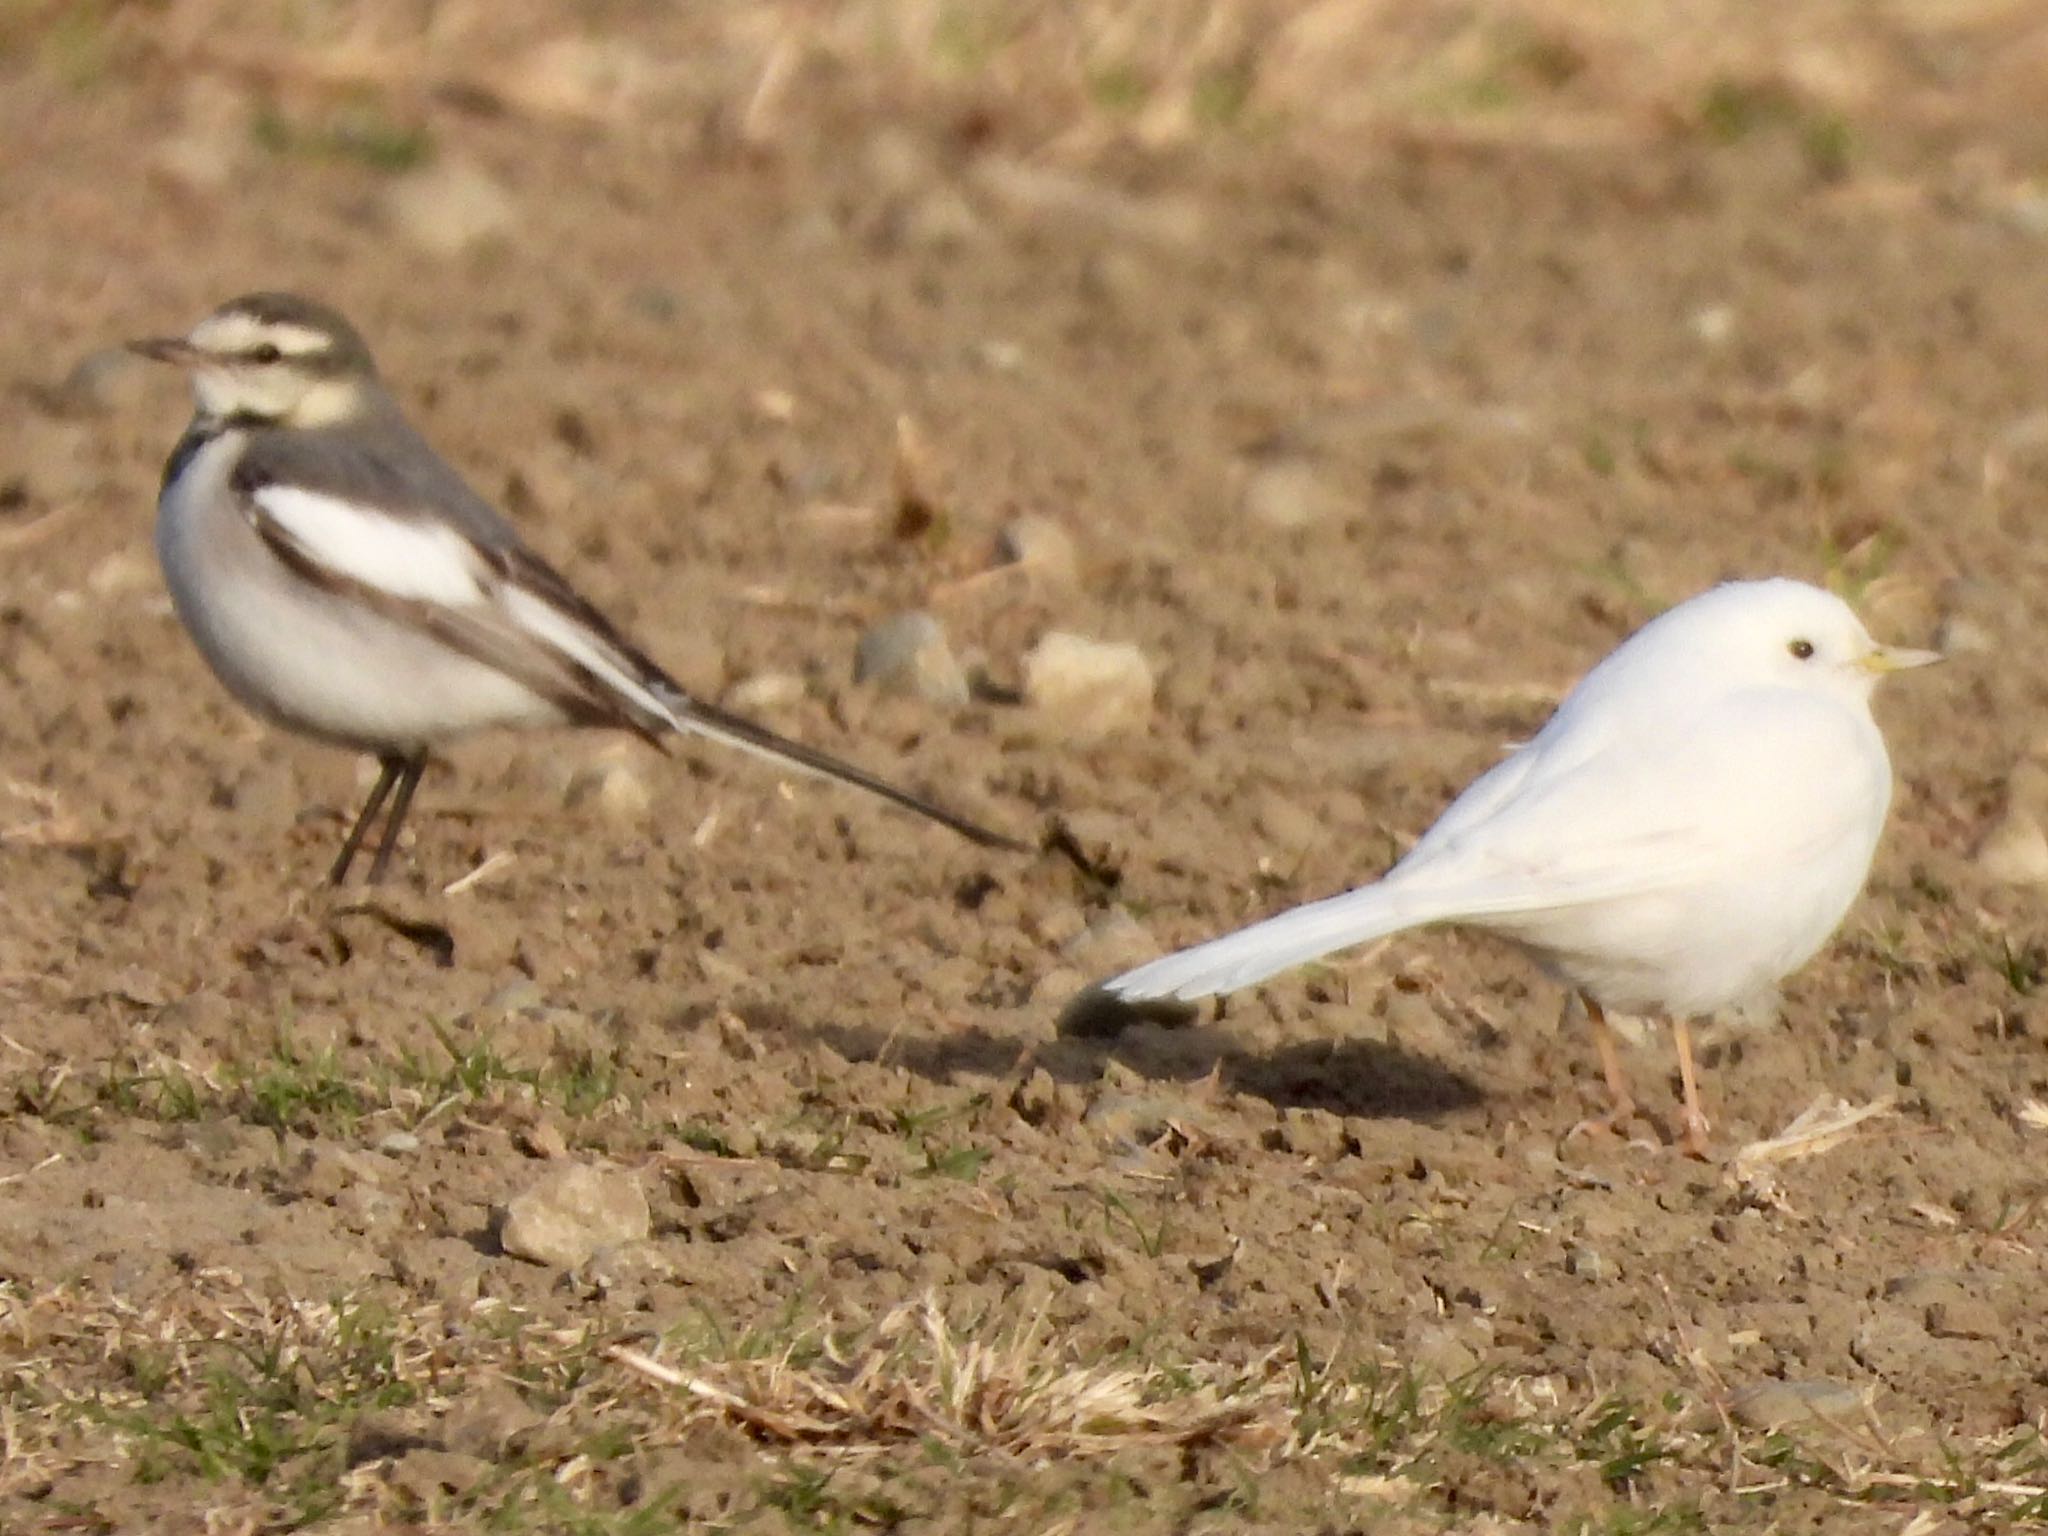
<box><xmin>1023</xmin><ymin>632</ymin><xmax>1155</xmax><ymax>738</ymax></box>
<box><xmin>499</xmin><ymin>1162</ymin><xmax>649</xmax><ymax>1269</ymax></box>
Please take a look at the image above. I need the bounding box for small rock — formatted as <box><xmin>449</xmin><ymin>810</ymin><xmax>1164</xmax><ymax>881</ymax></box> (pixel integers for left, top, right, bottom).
<box><xmin>1728</xmin><ymin>1379</ymin><xmax>1867</xmax><ymax>1432</ymax></box>
<box><xmin>1023</xmin><ymin>632</ymin><xmax>1155</xmax><ymax>739</ymax></box>
<box><xmin>1689</xmin><ymin>304</ymin><xmax>1737</xmax><ymax>344</ymax></box>
<box><xmin>499</xmin><ymin>1161</ymin><xmax>650</xmax><ymax>1269</ymax></box>
<box><xmin>1240</xmin><ymin>456</ymin><xmax>1339</xmax><ymax>530</ymax></box>
<box><xmin>1975</xmin><ymin>761</ymin><xmax>2048</xmax><ymax>886</ymax></box>
<box><xmin>974</xmin><ymin>339</ymin><xmax>1026</xmax><ymax>373</ymax></box>
<box><xmin>726</xmin><ymin>671</ymin><xmax>807</xmax><ymax>712</ymax></box>
<box><xmin>51</xmin><ymin>348</ymin><xmax>150</xmax><ymax>418</ymax></box>
<box><xmin>150</xmin><ymin>80</ymin><xmax>247</xmax><ymax>195</ymax></box>
<box><xmin>994</xmin><ymin>516</ymin><xmax>1077</xmax><ymax>584</ymax></box>
<box><xmin>1250</xmin><ymin>790</ymin><xmax>1321</xmax><ymax>857</ymax></box>
<box><xmin>1563</xmin><ymin>1245</ymin><xmax>1609</xmax><ymax>1283</ymax></box>
<box><xmin>854</xmin><ymin>611</ymin><xmax>969</xmax><ymax>709</ymax></box>
<box><xmin>382</xmin><ymin>160</ymin><xmax>516</xmax><ymax>258</ymax></box>
<box><xmin>563</xmin><ymin>756</ymin><xmax>654</xmax><ymax>822</ymax></box>
<box><xmin>506</xmin><ymin>36</ymin><xmax>656</xmax><ymax>119</ymax></box>
<box><xmin>1408</xmin><ymin>1323</ymin><xmax>1480</xmax><ymax>1379</ymax></box>
<box><xmin>1975</xmin><ymin>808</ymin><xmax>2048</xmax><ymax>886</ymax></box>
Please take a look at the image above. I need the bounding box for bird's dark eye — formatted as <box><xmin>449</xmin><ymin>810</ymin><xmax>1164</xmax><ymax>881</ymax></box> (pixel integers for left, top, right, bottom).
<box><xmin>1788</xmin><ymin>638</ymin><xmax>1816</xmax><ymax>660</ymax></box>
<box><xmin>249</xmin><ymin>344</ymin><xmax>282</xmax><ymax>365</ymax></box>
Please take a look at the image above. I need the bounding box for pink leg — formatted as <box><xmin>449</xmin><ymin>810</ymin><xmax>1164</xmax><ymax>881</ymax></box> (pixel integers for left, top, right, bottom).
<box><xmin>1671</xmin><ymin>1017</ymin><xmax>1712</xmax><ymax>1158</ymax></box>
<box><xmin>1566</xmin><ymin>994</ymin><xmax>1637</xmax><ymax>1141</ymax></box>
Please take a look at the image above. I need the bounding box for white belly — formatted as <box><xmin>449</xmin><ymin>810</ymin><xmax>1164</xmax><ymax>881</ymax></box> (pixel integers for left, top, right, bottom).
<box><xmin>155</xmin><ymin>431</ymin><xmax>566</xmax><ymax>752</ymax></box>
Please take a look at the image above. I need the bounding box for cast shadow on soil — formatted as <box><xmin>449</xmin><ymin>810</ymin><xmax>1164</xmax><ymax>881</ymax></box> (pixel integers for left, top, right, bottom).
<box><xmin>796</xmin><ymin>986</ymin><xmax>1483</xmax><ymax>1121</ymax></box>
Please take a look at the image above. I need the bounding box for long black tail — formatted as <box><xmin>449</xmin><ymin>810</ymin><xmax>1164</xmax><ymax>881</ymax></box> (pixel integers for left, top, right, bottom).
<box><xmin>658</xmin><ymin>686</ymin><xmax>1025</xmax><ymax>851</ymax></box>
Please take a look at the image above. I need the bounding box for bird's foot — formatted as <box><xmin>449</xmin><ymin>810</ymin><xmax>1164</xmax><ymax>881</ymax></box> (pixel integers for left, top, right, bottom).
<box><xmin>1677</xmin><ymin>1103</ymin><xmax>1714</xmax><ymax>1161</ymax></box>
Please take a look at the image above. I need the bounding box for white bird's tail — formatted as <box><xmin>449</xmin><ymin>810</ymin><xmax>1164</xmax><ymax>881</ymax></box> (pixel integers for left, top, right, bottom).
<box><xmin>1106</xmin><ymin>881</ymin><xmax>1425</xmax><ymax>1002</ymax></box>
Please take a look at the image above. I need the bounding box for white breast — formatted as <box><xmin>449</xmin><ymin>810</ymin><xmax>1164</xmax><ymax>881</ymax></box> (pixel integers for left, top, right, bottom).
<box><xmin>154</xmin><ymin>430</ymin><xmax>567</xmax><ymax>751</ymax></box>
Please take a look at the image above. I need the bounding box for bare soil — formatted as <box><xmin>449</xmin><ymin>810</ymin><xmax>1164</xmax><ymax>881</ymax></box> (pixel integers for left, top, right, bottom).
<box><xmin>2</xmin><ymin>5</ymin><xmax>2047</xmax><ymax>1532</ymax></box>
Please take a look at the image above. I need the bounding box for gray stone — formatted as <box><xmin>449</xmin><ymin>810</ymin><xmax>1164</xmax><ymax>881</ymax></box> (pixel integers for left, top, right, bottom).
<box><xmin>52</xmin><ymin>348</ymin><xmax>150</xmax><ymax>417</ymax></box>
<box><xmin>499</xmin><ymin>1162</ymin><xmax>650</xmax><ymax>1269</ymax></box>
<box><xmin>854</xmin><ymin>611</ymin><xmax>969</xmax><ymax>709</ymax></box>
<box><xmin>1727</xmin><ymin>1379</ymin><xmax>1867</xmax><ymax>1432</ymax></box>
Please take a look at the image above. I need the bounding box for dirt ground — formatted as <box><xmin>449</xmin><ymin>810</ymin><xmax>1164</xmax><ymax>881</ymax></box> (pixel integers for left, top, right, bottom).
<box><xmin>3</xmin><ymin>3</ymin><xmax>2048</xmax><ymax>1532</ymax></box>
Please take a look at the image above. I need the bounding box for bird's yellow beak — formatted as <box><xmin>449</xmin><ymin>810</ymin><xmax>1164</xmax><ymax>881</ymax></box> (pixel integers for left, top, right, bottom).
<box><xmin>1859</xmin><ymin>644</ymin><xmax>1944</xmax><ymax>676</ymax></box>
<box><xmin>127</xmin><ymin>336</ymin><xmax>203</xmax><ymax>366</ymax></box>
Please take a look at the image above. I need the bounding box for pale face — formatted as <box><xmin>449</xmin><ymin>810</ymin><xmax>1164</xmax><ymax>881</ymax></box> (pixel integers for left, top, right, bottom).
<box><xmin>130</xmin><ymin>297</ymin><xmax>375</xmax><ymax>428</ymax></box>
<box><xmin>1688</xmin><ymin>582</ymin><xmax>1942</xmax><ymax>704</ymax></box>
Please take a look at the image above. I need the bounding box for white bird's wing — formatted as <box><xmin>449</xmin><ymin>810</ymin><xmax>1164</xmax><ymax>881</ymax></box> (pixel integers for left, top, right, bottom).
<box><xmin>246</xmin><ymin>484</ymin><xmax>492</xmax><ymax>606</ymax></box>
<box><xmin>1109</xmin><ymin>688</ymin><xmax>1885</xmax><ymax>1001</ymax></box>
<box><xmin>1395</xmin><ymin>688</ymin><xmax>1882</xmax><ymax>915</ymax></box>
<box><xmin>234</xmin><ymin>443</ymin><xmax>1022</xmax><ymax>848</ymax></box>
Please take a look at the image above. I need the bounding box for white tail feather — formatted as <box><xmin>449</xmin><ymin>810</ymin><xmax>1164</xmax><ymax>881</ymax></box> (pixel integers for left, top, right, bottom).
<box><xmin>1106</xmin><ymin>882</ymin><xmax>1421</xmax><ymax>1002</ymax></box>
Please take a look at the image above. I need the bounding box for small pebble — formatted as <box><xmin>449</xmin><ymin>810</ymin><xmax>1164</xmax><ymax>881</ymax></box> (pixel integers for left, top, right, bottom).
<box><xmin>1975</xmin><ymin>761</ymin><xmax>2048</xmax><ymax>886</ymax></box>
<box><xmin>994</xmin><ymin>516</ymin><xmax>1077</xmax><ymax>583</ymax></box>
<box><xmin>1240</xmin><ymin>456</ymin><xmax>1339</xmax><ymax>530</ymax></box>
<box><xmin>52</xmin><ymin>348</ymin><xmax>150</xmax><ymax>417</ymax></box>
<box><xmin>854</xmin><ymin>611</ymin><xmax>969</xmax><ymax>709</ymax></box>
<box><xmin>1023</xmin><ymin>632</ymin><xmax>1155</xmax><ymax>738</ymax></box>
<box><xmin>726</xmin><ymin>671</ymin><xmax>807</xmax><ymax>712</ymax></box>
<box><xmin>563</xmin><ymin>757</ymin><xmax>654</xmax><ymax>822</ymax></box>
<box><xmin>499</xmin><ymin>1161</ymin><xmax>649</xmax><ymax>1269</ymax></box>
<box><xmin>1727</xmin><ymin>1379</ymin><xmax>1866</xmax><ymax>1432</ymax></box>
<box><xmin>382</xmin><ymin>160</ymin><xmax>516</xmax><ymax>258</ymax></box>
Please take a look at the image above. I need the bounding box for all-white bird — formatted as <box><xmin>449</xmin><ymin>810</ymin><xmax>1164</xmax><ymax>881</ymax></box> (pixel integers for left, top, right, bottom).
<box><xmin>130</xmin><ymin>292</ymin><xmax>1020</xmax><ymax>883</ymax></box>
<box><xmin>1105</xmin><ymin>579</ymin><xmax>1940</xmax><ymax>1154</ymax></box>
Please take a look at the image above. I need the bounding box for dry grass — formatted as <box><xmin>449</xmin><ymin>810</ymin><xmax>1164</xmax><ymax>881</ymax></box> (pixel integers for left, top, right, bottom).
<box><xmin>29</xmin><ymin>0</ymin><xmax>2048</xmax><ymax>160</ymax></box>
<box><xmin>608</xmin><ymin>1292</ymin><xmax>1278</xmax><ymax>1456</ymax></box>
<box><xmin>5</xmin><ymin>1269</ymin><xmax>2045</xmax><ymax>1528</ymax></box>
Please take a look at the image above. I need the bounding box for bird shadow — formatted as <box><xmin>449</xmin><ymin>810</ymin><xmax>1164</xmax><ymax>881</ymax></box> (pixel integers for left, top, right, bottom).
<box><xmin>789</xmin><ymin>985</ymin><xmax>1483</xmax><ymax>1121</ymax></box>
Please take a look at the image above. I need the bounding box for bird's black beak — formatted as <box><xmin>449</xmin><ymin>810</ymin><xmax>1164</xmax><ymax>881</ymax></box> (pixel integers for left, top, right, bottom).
<box><xmin>127</xmin><ymin>336</ymin><xmax>201</xmax><ymax>366</ymax></box>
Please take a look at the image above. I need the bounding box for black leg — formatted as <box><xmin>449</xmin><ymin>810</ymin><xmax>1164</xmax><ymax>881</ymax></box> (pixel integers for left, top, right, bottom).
<box><xmin>329</xmin><ymin>756</ymin><xmax>403</xmax><ymax>886</ymax></box>
<box><xmin>365</xmin><ymin>751</ymin><xmax>428</xmax><ymax>884</ymax></box>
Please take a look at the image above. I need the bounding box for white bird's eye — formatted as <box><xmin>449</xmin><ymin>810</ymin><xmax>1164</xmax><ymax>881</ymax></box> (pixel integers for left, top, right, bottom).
<box><xmin>249</xmin><ymin>343</ymin><xmax>283</xmax><ymax>365</ymax></box>
<box><xmin>1788</xmin><ymin>638</ymin><xmax>1815</xmax><ymax>660</ymax></box>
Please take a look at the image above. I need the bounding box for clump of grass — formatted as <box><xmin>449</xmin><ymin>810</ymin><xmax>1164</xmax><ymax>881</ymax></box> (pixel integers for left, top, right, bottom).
<box><xmin>239</xmin><ymin>1038</ymin><xmax>367</xmax><ymax>1134</ymax></box>
<box><xmin>251</xmin><ymin>97</ymin><xmax>432</xmax><ymax>172</ymax></box>
<box><xmin>611</xmin><ymin>1292</ymin><xmax>1272</xmax><ymax>1456</ymax></box>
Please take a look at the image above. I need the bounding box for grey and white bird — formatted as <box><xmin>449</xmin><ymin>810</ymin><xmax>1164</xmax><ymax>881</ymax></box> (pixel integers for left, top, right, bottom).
<box><xmin>131</xmin><ymin>291</ymin><xmax>1019</xmax><ymax>883</ymax></box>
<box><xmin>1105</xmin><ymin>579</ymin><xmax>1939</xmax><ymax>1154</ymax></box>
